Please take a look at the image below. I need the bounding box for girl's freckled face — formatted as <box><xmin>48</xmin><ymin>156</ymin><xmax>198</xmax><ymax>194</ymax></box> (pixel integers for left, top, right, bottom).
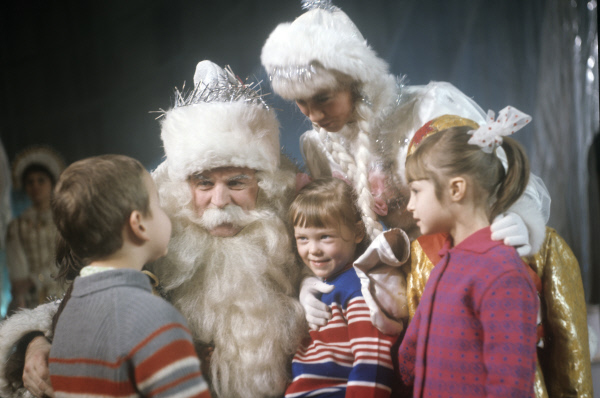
<box><xmin>294</xmin><ymin>224</ymin><xmax>361</xmax><ymax>279</ymax></box>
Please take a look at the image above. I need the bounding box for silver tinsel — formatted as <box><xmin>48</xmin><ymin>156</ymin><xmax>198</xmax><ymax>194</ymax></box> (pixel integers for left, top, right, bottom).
<box><xmin>301</xmin><ymin>0</ymin><xmax>338</xmax><ymax>12</ymax></box>
<box><xmin>268</xmin><ymin>63</ymin><xmax>319</xmax><ymax>84</ymax></box>
<box><xmin>375</xmin><ymin>75</ymin><xmax>407</xmax><ymax>125</ymax></box>
<box><xmin>360</xmin><ymin>95</ymin><xmax>373</xmax><ymax>108</ymax></box>
<box><xmin>373</xmin><ymin>75</ymin><xmax>408</xmax><ymax>158</ymax></box>
<box><xmin>153</xmin><ymin>66</ymin><xmax>270</xmax><ymax>119</ymax></box>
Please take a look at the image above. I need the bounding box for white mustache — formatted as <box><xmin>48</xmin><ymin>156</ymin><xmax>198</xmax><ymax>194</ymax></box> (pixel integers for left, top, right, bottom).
<box><xmin>198</xmin><ymin>205</ymin><xmax>260</xmax><ymax>231</ymax></box>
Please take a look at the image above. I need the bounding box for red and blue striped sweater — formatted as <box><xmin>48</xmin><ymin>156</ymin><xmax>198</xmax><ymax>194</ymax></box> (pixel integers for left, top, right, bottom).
<box><xmin>286</xmin><ymin>267</ymin><xmax>396</xmax><ymax>398</ymax></box>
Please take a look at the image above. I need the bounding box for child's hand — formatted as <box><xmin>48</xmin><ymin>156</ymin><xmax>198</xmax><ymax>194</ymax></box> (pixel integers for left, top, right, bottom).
<box><xmin>23</xmin><ymin>335</ymin><xmax>54</xmax><ymax>398</ymax></box>
<box><xmin>299</xmin><ymin>277</ymin><xmax>333</xmax><ymax>330</ymax></box>
<box><xmin>491</xmin><ymin>212</ymin><xmax>531</xmax><ymax>256</ymax></box>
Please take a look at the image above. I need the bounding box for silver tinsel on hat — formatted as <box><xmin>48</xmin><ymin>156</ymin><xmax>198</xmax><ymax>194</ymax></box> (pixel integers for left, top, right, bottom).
<box><xmin>155</xmin><ymin>66</ymin><xmax>269</xmax><ymax>119</ymax></box>
<box><xmin>301</xmin><ymin>0</ymin><xmax>338</xmax><ymax>12</ymax></box>
<box><xmin>267</xmin><ymin>63</ymin><xmax>320</xmax><ymax>85</ymax></box>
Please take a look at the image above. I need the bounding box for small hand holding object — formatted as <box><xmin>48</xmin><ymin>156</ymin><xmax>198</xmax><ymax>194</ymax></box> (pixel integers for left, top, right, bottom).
<box><xmin>491</xmin><ymin>212</ymin><xmax>532</xmax><ymax>256</ymax></box>
<box><xmin>299</xmin><ymin>276</ymin><xmax>333</xmax><ymax>330</ymax></box>
<box><xmin>354</xmin><ymin>229</ymin><xmax>410</xmax><ymax>335</ymax></box>
<box><xmin>23</xmin><ymin>336</ymin><xmax>54</xmax><ymax>398</ymax></box>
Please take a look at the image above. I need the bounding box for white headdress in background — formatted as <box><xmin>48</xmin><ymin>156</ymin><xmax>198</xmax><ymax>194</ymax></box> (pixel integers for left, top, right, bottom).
<box><xmin>11</xmin><ymin>146</ymin><xmax>65</xmax><ymax>191</ymax></box>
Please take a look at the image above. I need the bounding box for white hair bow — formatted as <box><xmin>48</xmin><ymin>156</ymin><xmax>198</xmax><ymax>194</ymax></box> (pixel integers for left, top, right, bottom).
<box><xmin>467</xmin><ymin>106</ymin><xmax>531</xmax><ymax>153</ymax></box>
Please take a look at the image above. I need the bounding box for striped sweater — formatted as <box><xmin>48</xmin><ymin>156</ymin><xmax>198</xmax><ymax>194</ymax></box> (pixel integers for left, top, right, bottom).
<box><xmin>285</xmin><ymin>267</ymin><xmax>396</xmax><ymax>398</ymax></box>
<box><xmin>49</xmin><ymin>268</ymin><xmax>211</xmax><ymax>398</ymax></box>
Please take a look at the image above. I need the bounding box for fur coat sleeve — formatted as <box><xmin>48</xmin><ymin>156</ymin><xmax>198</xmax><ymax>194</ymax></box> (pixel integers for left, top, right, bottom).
<box><xmin>0</xmin><ymin>301</ymin><xmax>59</xmax><ymax>397</ymax></box>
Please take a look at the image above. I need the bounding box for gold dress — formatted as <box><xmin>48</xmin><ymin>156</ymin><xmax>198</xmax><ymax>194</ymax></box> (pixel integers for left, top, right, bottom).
<box><xmin>405</xmin><ymin>227</ymin><xmax>593</xmax><ymax>398</ymax></box>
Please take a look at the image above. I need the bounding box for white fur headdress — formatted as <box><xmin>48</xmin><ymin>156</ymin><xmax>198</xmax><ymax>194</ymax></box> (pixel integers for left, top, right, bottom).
<box><xmin>261</xmin><ymin>0</ymin><xmax>391</xmax><ymax>101</ymax></box>
<box><xmin>160</xmin><ymin>60</ymin><xmax>281</xmax><ymax>182</ymax></box>
<box><xmin>11</xmin><ymin>146</ymin><xmax>65</xmax><ymax>190</ymax></box>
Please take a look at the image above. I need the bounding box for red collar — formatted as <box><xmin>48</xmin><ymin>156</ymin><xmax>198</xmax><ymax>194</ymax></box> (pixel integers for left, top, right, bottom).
<box><xmin>438</xmin><ymin>226</ymin><xmax>500</xmax><ymax>258</ymax></box>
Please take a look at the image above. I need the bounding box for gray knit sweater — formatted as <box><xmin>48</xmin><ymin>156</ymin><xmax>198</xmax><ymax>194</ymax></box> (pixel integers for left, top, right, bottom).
<box><xmin>49</xmin><ymin>268</ymin><xmax>211</xmax><ymax>397</ymax></box>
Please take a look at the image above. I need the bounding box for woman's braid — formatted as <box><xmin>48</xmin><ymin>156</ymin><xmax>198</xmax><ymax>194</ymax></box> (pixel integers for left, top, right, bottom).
<box><xmin>317</xmin><ymin>120</ymin><xmax>382</xmax><ymax>240</ymax></box>
<box><xmin>353</xmin><ymin>102</ymin><xmax>383</xmax><ymax>239</ymax></box>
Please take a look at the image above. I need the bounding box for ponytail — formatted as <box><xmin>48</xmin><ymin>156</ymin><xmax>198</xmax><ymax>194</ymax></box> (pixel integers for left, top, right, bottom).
<box><xmin>406</xmin><ymin>127</ymin><xmax>530</xmax><ymax>222</ymax></box>
<box><xmin>490</xmin><ymin>137</ymin><xmax>530</xmax><ymax>219</ymax></box>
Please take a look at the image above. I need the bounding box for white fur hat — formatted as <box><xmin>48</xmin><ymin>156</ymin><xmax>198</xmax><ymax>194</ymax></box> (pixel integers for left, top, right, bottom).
<box><xmin>160</xmin><ymin>61</ymin><xmax>281</xmax><ymax>182</ymax></box>
<box><xmin>11</xmin><ymin>146</ymin><xmax>65</xmax><ymax>190</ymax></box>
<box><xmin>261</xmin><ymin>0</ymin><xmax>390</xmax><ymax>101</ymax></box>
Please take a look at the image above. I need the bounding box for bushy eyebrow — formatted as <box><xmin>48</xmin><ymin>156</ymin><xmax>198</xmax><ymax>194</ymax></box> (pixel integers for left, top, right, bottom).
<box><xmin>188</xmin><ymin>173</ymin><xmax>254</xmax><ymax>183</ymax></box>
<box><xmin>227</xmin><ymin>174</ymin><xmax>253</xmax><ymax>182</ymax></box>
<box><xmin>189</xmin><ymin>173</ymin><xmax>211</xmax><ymax>182</ymax></box>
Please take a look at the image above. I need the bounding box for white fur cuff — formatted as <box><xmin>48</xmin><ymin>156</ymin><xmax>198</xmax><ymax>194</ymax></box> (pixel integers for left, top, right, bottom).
<box><xmin>0</xmin><ymin>301</ymin><xmax>58</xmax><ymax>397</ymax></box>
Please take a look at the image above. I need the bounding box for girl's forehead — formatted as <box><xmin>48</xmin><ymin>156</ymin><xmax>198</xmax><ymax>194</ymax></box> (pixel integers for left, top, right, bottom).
<box><xmin>296</xmin><ymin>87</ymin><xmax>335</xmax><ymax>102</ymax></box>
<box><xmin>409</xmin><ymin>178</ymin><xmax>431</xmax><ymax>185</ymax></box>
<box><xmin>294</xmin><ymin>215</ymin><xmax>357</xmax><ymax>234</ymax></box>
<box><xmin>295</xmin><ymin>218</ymin><xmax>337</xmax><ymax>228</ymax></box>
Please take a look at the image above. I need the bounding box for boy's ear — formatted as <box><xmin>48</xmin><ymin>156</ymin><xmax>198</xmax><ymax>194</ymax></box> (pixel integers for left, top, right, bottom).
<box><xmin>355</xmin><ymin>221</ymin><xmax>366</xmax><ymax>244</ymax></box>
<box><xmin>448</xmin><ymin>177</ymin><xmax>467</xmax><ymax>202</ymax></box>
<box><xmin>128</xmin><ymin>210</ymin><xmax>150</xmax><ymax>242</ymax></box>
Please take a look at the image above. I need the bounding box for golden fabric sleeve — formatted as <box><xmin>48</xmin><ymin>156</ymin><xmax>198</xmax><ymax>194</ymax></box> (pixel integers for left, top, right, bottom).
<box><xmin>528</xmin><ymin>227</ymin><xmax>592</xmax><ymax>398</ymax></box>
<box><xmin>405</xmin><ymin>240</ymin><xmax>436</xmax><ymax>320</ymax></box>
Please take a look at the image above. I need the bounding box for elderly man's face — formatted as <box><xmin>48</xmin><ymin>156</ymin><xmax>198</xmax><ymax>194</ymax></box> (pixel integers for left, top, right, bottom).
<box><xmin>188</xmin><ymin>166</ymin><xmax>259</xmax><ymax>237</ymax></box>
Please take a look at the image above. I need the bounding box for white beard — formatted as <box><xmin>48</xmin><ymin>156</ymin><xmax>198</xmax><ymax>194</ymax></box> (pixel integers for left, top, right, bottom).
<box><xmin>147</xmin><ymin>205</ymin><xmax>306</xmax><ymax>398</ymax></box>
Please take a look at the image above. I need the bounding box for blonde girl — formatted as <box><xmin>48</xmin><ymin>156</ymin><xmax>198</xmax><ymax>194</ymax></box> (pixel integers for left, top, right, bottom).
<box><xmin>287</xmin><ymin>178</ymin><xmax>397</xmax><ymax>398</ymax></box>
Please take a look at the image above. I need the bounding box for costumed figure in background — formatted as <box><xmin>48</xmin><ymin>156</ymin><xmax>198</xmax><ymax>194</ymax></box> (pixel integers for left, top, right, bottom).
<box><xmin>0</xmin><ymin>138</ymin><xmax>12</xmax><ymax>318</ymax></box>
<box><xmin>262</xmin><ymin>1</ymin><xmax>591</xmax><ymax>396</ymax></box>
<box><xmin>6</xmin><ymin>147</ymin><xmax>64</xmax><ymax>312</ymax></box>
<box><xmin>0</xmin><ymin>61</ymin><xmax>306</xmax><ymax>398</ymax></box>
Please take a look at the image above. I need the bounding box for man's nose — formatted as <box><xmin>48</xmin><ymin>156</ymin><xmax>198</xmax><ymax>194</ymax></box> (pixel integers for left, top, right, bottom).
<box><xmin>211</xmin><ymin>184</ymin><xmax>231</xmax><ymax>208</ymax></box>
